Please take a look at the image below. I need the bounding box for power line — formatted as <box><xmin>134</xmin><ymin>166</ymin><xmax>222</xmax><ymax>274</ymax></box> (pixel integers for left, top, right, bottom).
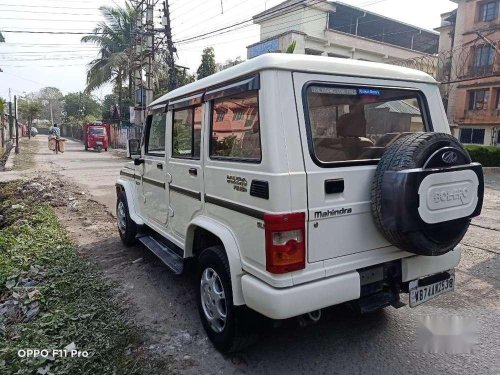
<box><xmin>171</xmin><ymin>0</ymin><xmax>260</xmax><ymax>38</ymax></box>
<box><xmin>0</xmin><ymin>3</ymin><xmax>101</xmax><ymax>10</ymax></box>
<box><xmin>0</xmin><ymin>30</ymin><xmax>105</xmax><ymax>35</ymax></box>
<box><xmin>173</xmin><ymin>0</ymin><xmax>324</xmax><ymax>44</ymax></box>
<box><xmin>0</xmin><ymin>17</ymin><xmax>102</xmax><ymax>22</ymax></box>
<box><xmin>0</xmin><ymin>63</ymin><xmax>88</xmax><ymax>68</ymax></box>
<box><xmin>0</xmin><ymin>9</ymin><xmax>98</xmax><ymax>16</ymax></box>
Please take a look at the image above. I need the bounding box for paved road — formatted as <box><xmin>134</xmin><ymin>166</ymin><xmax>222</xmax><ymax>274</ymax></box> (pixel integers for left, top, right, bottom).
<box><xmin>13</xmin><ymin>137</ymin><xmax>500</xmax><ymax>374</ymax></box>
<box><xmin>30</xmin><ymin>136</ymin><xmax>127</xmax><ymax>214</ymax></box>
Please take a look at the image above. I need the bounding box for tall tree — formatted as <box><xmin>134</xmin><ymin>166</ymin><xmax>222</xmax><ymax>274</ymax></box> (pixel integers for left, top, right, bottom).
<box><xmin>37</xmin><ymin>87</ymin><xmax>64</xmax><ymax>124</ymax></box>
<box><xmin>63</xmin><ymin>92</ymin><xmax>102</xmax><ymax>119</ymax></box>
<box><xmin>0</xmin><ymin>97</ymin><xmax>5</xmax><ymax>114</ymax></box>
<box><xmin>18</xmin><ymin>100</ymin><xmax>43</xmax><ymax>131</ymax></box>
<box><xmin>217</xmin><ymin>56</ymin><xmax>244</xmax><ymax>71</ymax></box>
<box><xmin>197</xmin><ymin>47</ymin><xmax>217</xmax><ymax>80</ymax></box>
<box><xmin>81</xmin><ymin>4</ymin><xmax>136</xmax><ymax>119</ymax></box>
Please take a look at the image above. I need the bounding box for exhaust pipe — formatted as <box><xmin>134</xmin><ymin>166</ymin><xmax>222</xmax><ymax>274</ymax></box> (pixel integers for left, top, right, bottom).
<box><xmin>298</xmin><ymin>309</ymin><xmax>322</xmax><ymax>327</ymax></box>
<box><xmin>307</xmin><ymin>310</ymin><xmax>322</xmax><ymax>323</ymax></box>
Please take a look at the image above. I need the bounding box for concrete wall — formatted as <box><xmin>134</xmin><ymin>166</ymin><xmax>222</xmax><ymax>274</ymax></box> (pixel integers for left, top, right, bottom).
<box><xmin>258</xmin><ymin>2</ymin><xmax>331</xmax><ymax>41</ymax></box>
<box><xmin>442</xmin><ymin>0</ymin><xmax>500</xmax><ymax>146</ymax></box>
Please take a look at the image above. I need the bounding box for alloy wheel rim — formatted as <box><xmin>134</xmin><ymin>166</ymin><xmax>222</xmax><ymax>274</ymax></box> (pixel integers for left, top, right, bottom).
<box><xmin>117</xmin><ymin>201</ymin><xmax>127</xmax><ymax>234</ymax></box>
<box><xmin>200</xmin><ymin>267</ymin><xmax>227</xmax><ymax>333</ymax></box>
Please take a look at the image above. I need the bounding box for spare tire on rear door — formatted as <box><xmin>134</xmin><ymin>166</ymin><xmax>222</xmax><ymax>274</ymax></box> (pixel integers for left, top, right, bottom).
<box><xmin>371</xmin><ymin>132</ymin><xmax>484</xmax><ymax>256</ymax></box>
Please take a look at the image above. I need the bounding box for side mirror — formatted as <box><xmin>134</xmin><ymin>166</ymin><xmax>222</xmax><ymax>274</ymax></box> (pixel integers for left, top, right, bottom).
<box><xmin>128</xmin><ymin>139</ymin><xmax>141</xmax><ymax>160</ymax></box>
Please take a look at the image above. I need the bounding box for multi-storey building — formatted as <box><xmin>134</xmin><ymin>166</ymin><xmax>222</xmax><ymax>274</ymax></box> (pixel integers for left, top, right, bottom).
<box><xmin>437</xmin><ymin>0</ymin><xmax>500</xmax><ymax>146</ymax></box>
<box><xmin>247</xmin><ymin>0</ymin><xmax>439</xmax><ymax>65</ymax></box>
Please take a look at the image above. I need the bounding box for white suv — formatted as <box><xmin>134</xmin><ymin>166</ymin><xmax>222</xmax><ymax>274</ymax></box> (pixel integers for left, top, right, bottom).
<box><xmin>116</xmin><ymin>54</ymin><xmax>484</xmax><ymax>352</ymax></box>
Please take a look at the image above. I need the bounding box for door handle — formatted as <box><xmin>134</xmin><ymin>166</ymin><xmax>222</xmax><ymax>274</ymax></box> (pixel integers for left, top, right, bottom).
<box><xmin>189</xmin><ymin>168</ymin><xmax>198</xmax><ymax>176</ymax></box>
<box><xmin>157</xmin><ymin>163</ymin><xmax>163</xmax><ymax>170</ymax></box>
<box><xmin>325</xmin><ymin>179</ymin><xmax>344</xmax><ymax>194</ymax></box>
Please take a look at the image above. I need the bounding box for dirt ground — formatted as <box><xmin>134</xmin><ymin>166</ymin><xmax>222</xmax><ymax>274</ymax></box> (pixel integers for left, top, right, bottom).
<box><xmin>2</xmin><ymin>137</ymin><xmax>500</xmax><ymax>374</ymax></box>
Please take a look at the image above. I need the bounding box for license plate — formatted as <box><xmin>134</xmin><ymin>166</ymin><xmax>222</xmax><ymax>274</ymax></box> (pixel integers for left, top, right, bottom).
<box><xmin>409</xmin><ymin>270</ymin><xmax>455</xmax><ymax>307</ymax></box>
<box><xmin>96</xmin><ymin>142</ymin><xmax>103</xmax><ymax>145</ymax></box>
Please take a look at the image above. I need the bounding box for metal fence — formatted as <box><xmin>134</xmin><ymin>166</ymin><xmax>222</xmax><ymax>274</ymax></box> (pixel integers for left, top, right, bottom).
<box><xmin>109</xmin><ymin>123</ymin><xmax>143</xmax><ymax>149</ymax></box>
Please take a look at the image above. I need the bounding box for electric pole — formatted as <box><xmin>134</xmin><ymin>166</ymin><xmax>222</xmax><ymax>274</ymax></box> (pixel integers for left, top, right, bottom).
<box><xmin>144</xmin><ymin>0</ymin><xmax>154</xmax><ymax>121</ymax></box>
<box><xmin>163</xmin><ymin>0</ymin><xmax>177</xmax><ymax>91</ymax></box>
<box><xmin>14</xmin><ymin>95</ymin><xmax>19</xmax><ymax>154</ymax></box>
<box><xmin>8</xmin><ymin>101</ymin><xmax>13</xmax><ymax>143</ymax></box>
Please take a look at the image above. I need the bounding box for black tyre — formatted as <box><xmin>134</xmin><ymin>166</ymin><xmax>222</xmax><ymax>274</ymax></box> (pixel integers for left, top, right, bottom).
<box><xmin>85</xmin><ymin>145</ymin><xmax>88</xmax><ymax>151</ymax></box>
<box><xmin>105</xmin><ymin>148</ymin><xmax>108</xmax><ymax>152</ymax></box>
<box><xmin>116</xmin><ymin>191</ymin><xmax>137</xmax><ymax>246</ymax></box>
<box><xmin>197</xmin><ymin>246</ymin><xmax>258</xmax><ymax>353</ymax></box>
<box><xmin>371</xmin><ymin>132</ymin><xmax>476</xmax><ymax>256</ymax></box>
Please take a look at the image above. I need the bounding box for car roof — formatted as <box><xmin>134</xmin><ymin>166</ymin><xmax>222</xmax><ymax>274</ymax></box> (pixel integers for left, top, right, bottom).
<box><xmin>150</xmin><ymin>53</ymin><xmax>436</xmax><ymax>107</ymax></box>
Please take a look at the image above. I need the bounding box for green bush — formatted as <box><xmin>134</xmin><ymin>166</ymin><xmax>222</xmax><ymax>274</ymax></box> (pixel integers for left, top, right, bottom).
<box><xmin>465</xmin><ymin>145</ymin><xmax>500</xmax><ymax>167</ymax></box>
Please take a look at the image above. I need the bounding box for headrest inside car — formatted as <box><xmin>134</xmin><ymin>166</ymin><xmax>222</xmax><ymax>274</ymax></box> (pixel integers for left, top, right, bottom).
<box><xmin>337</xmin><ymin>111</ymin><xmax>367</xmax><ymax>138</ymax></box>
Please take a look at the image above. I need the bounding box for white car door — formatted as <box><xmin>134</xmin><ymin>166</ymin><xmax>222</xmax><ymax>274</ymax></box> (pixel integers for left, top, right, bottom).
<box><xmin>166</xmin><ymin>95</ymin><xmax>204</xmax><ymax>240</ymax></box>
<box><xmin>141</xmin><ymin>112</ymin><xmax>169</xmax><ymax>226</ymax></box>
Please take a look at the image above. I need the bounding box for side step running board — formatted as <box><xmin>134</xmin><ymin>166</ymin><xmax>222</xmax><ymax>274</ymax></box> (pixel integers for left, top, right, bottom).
<box><xmin>137</xmin><ymin>235</ymin><xmax>184</xmax><ymax>275</ymax></box>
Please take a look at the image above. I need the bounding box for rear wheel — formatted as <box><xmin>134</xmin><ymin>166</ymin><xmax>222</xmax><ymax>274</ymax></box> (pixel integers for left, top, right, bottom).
<box><xmin>117</xmin><ymin>191</ymin><xmax>137</xmax><ymax>246</ymax></box>
<box><xmin>85</xmin><ymin>144</ymin><xmax>88</xmax><ymax>151</ymax></box>
<box><xmin>197</xmin><ymin>246</ymin><xmax>258</xmax><ymax>353</ymax></box>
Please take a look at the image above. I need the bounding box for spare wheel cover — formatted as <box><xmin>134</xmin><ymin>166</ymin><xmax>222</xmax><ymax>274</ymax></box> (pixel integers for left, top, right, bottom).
<box><xmin>371</xmin><ymin>132</ymin><xmax>484</xmax><ymax>257</ymax></box>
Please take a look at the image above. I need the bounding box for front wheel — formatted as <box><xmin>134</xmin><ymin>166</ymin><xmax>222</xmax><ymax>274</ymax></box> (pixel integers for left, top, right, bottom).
<box><xmin>197</xmin><ymin>246</ymin><xmax>258</xmax><ymax>353</ymax></box>
<box><xmin>117</xmin><ymin>191</ymin><xmax>137</xmax><ymax>246</ymax></box>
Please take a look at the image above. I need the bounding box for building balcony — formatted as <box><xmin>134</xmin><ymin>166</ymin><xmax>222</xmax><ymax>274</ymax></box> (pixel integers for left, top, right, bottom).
<box><xmin>457</xmin><ymin>109</ymin><xmax>500</xmax><ymax>124</ymax></box>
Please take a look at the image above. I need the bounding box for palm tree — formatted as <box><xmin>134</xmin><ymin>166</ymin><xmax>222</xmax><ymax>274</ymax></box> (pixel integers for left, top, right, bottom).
<box><xmin>81</xmin><ymin>4</ymin><xmax>136</xmax><ymax>119</ymax></box>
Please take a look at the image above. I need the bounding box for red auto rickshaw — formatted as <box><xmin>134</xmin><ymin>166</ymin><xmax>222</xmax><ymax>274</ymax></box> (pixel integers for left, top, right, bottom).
<box><xmin>84</xmin><ymin>123</ymin><xmax>110</xmax><ymax>152</ymax></box>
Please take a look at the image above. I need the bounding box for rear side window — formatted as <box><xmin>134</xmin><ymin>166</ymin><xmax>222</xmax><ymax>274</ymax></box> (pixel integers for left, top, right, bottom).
<box><xmin>172</xmin><ymin>106</ymin><xmax>202</xmax><ymax>159</ymax></box>
<box><xmin>146</xmin><ymin>113</ymin><xmax>166</xmax><ymax>155</ymax></box>
<box><xmin>210</xmin><ymin>91</ymin><xmax>261</xmax><ymax>162</ymax></box>
<box><xmin>305</xmin><ymin>85</ymin><xmax>428</xmax><ymax>165</ymax></box>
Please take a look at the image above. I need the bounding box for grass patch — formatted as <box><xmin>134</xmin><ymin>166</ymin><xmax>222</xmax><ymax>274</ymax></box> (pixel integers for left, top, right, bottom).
<box><xmin>13</xmin><ymin>138</ymin><xmax>39</xmax><ymax>171</ymax></box>
<box><xmin>0</xmin><ymin>181</ymin><xmax>170</xmax><ymax>375</ymax></box>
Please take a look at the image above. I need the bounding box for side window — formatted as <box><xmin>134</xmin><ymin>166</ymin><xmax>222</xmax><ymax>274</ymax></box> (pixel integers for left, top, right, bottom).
<box><xmin>146</xmin><ymin>113</ymin><xmax>166</xmax><ymax>155</ymax></box>
<box><xmin>172</xmin><ymin>106</ymin><xmax>202</xmax><ymax>159</ymax></box>
<box><xmin>306</xmin><ymin>85</ymin><xmax>427</xmax><ymax>164</ymax></box>
<box><xmin>210</xmin><ymin>91</ymin><xmax>261</xmax><ymax>161</ymax></box>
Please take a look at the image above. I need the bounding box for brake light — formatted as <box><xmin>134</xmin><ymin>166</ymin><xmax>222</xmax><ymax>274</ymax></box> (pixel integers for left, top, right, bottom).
<box><xmin>264</xmin><ymin>212</ymin><xmax>306</xmax><ymax>274</ymax></box>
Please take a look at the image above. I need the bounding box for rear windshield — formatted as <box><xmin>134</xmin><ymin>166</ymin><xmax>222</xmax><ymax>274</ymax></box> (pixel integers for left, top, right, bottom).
<box><xmin>89</xmin><ymin>127</ymin><xmax>106</xmax><ymax>135</ymax></box>
<box><xmin>305</xmin><ymin>85</ymin><xmax>428</xmax><ymax>165</ymax></box>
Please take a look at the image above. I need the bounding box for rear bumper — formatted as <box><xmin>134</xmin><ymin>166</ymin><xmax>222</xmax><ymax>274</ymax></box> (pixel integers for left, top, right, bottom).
<box><xmin>240</xmin><ymin>246</ymin><xmax>462</xmax><ymax>320</ymax></box>
<box><xmin>241</xmin><ymin>271</ymin><xmax>360</xmax><ymax>320</ymax></box>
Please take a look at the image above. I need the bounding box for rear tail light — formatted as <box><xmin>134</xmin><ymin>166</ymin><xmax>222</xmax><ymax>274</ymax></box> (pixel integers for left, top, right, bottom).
<box><xmin>264</xmin><ymin>212</ymin><xmax>306</xmax><ymax>274</ymax></box>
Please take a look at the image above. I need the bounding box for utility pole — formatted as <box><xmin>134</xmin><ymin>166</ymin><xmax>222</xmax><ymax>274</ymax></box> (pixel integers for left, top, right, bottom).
<box><xmin>14</xmin><ymin>95</ymin><xmax>19</xmax><ymax>154</ymax></box>
<box><xmin>144</xmin><ymin>0</ymin><xmax>154</xmax><ymax>120</ymax></box>
<box><xmin>8</xmin><ymin>101</ymin><xmax>13</xmax><ymax>140</ymax></box>
<box><xmin>163</xmin><ymin>0</ymin><xmax>177</xmax><ymax>91</ymax></box>
<box><xmin>131</xmin><ymin>0</ymin><xmax>146</xmax><ymax>126</ymax></box>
